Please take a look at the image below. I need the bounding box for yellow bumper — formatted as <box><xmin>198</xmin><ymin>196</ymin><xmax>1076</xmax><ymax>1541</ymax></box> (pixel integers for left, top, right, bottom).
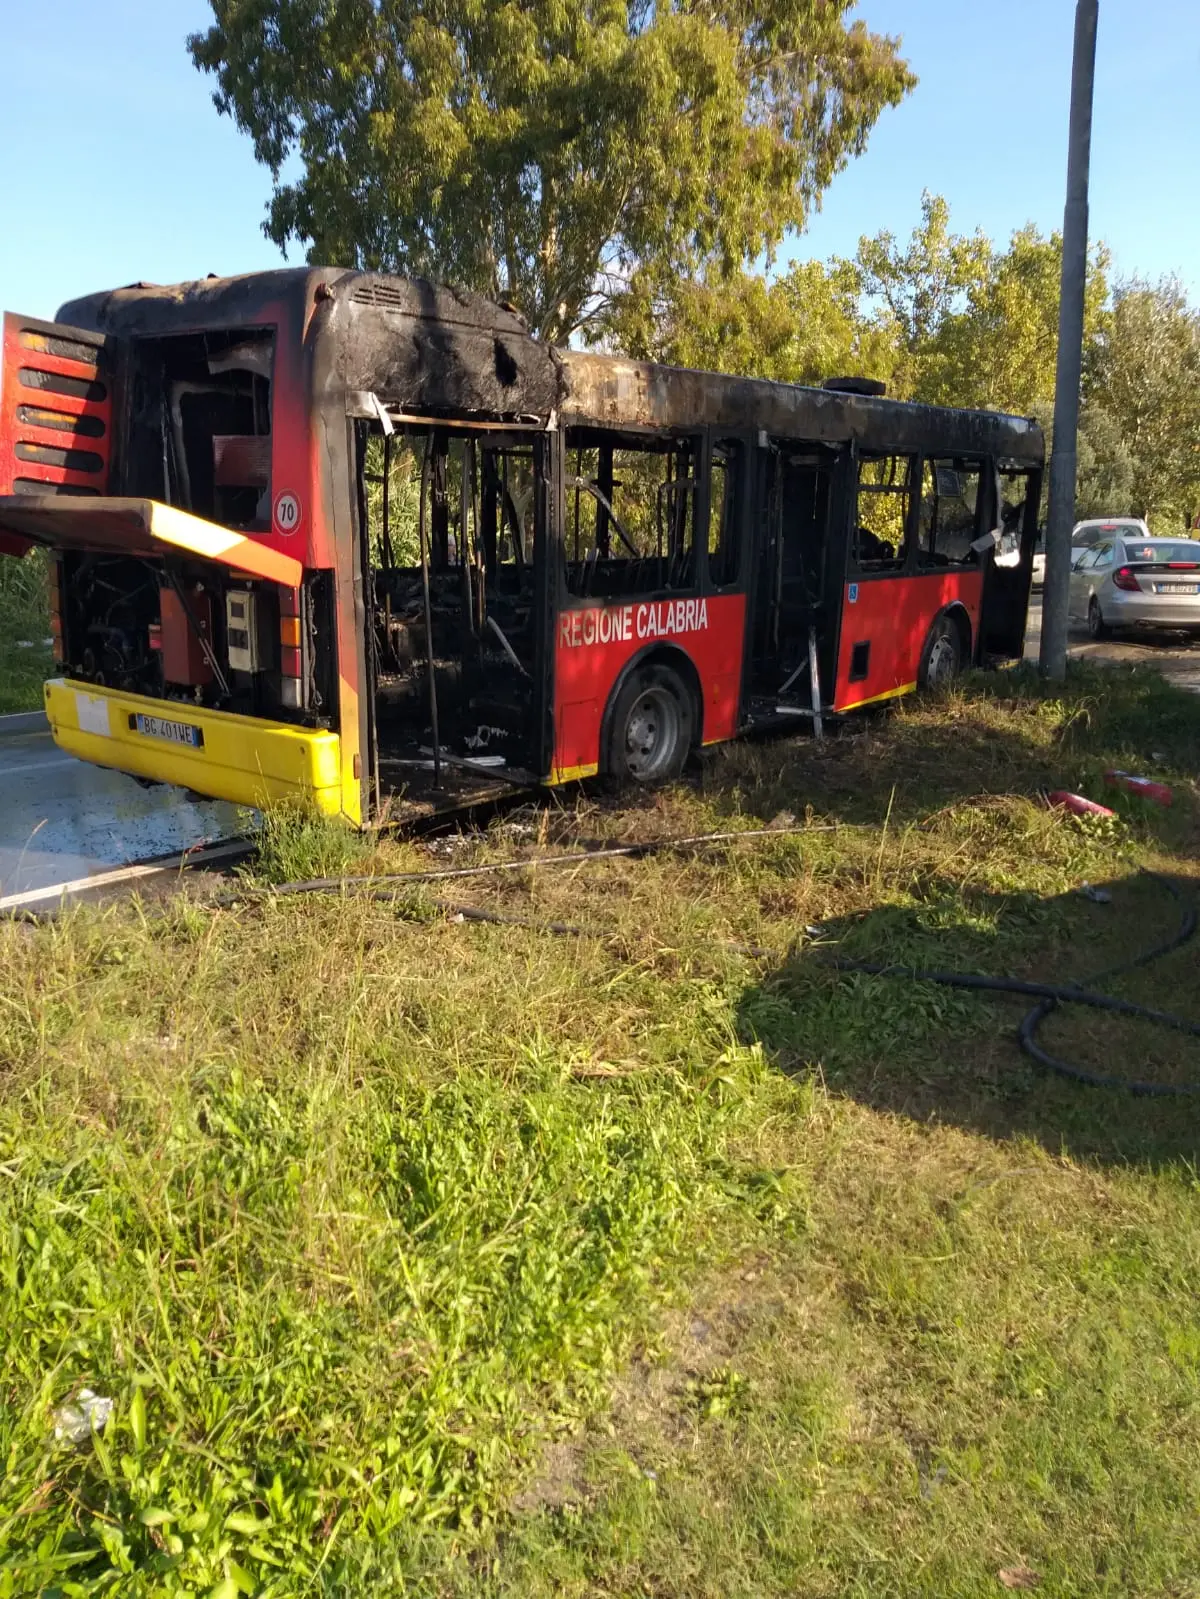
<box><xmin>44</xmin><ymin>679</ymin><xmax>346</xmax><ymax>818</ymax></box>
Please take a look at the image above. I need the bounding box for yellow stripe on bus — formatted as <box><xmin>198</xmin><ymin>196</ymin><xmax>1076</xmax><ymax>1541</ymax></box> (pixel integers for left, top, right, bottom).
<box><xmin>835</xmin><ymin>680</ymin><xmax>918</xmax><ymax>713</ymax></box>
<box><xmin>546</xmin><ymin>761</ymin><xmax>600</xmax><ymax>784</ymax></box>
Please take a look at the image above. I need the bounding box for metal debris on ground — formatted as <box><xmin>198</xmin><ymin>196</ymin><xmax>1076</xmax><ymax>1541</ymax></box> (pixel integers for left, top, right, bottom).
<box><xmin>52</xmin><ymin>1390</ymin><xmax>113</xmax><ymax>1446</ymax></box>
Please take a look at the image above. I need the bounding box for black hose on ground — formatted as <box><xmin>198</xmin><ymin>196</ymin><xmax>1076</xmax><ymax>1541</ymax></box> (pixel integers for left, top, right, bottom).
<box><xmin>830</xmin><ymin>871</ymin><xmax>1200</xmax><ymax>1097</ymax></box>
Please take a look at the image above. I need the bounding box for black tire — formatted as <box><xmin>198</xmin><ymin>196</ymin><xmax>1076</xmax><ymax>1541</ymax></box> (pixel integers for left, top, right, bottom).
<box><xmin>917</xmin><ymin>613</ymin><xmax>964</xmax><ymax>691</ymax></box>
<box><xmin>1087</xmin><ymin>597</ymin><xmax>1109</xmax><ymax>640</ymax></box>
<box><xmin>604</xmin><ymin>663</ymin><xmax>695</xmax><ymax>785</ymax></box>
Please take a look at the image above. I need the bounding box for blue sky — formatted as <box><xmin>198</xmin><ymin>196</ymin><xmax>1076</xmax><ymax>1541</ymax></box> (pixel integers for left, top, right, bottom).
<box><xmin>0</xmin><ymin>0</ymin><xmax>1197</xmax><ymax>323</ymax></box>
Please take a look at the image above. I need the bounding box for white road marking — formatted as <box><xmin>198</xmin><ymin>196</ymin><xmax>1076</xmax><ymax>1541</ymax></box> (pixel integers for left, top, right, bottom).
<box><xmin>0</xmin><ymin>756</ymin><xmax>77</xmax><ymax>777</ymax></box>
<box><xmin>0</xmin><ymin>840</ymin><xmax>250</xmax><ymax>911</ymax></box>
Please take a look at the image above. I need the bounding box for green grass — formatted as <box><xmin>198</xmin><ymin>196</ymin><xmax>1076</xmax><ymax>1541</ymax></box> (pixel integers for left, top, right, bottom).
<box><xmin>2</xmin><ymin>662</ymin><xmax>1200</xmax><ymax>1596</ymax></box>
<box><xmin>0</xmin><ymin>551</ymin><xmax>52</xmax><ymax>714</ymax></box>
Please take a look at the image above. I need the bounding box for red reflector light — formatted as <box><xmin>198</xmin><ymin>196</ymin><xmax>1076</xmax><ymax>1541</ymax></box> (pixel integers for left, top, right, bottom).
<box><xmin>280</xmin><ymin>645</ymin><xmax>302</xmax><ymax>677</ymax></box>
<box><xmin>1112</xmin><ymin>566</ymin><xmax>1140</xmax><ymax>591</ymax></box>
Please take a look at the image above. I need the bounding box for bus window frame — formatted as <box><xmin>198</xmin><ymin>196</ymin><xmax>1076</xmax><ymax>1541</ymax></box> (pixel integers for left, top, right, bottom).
<box><xmin>555</xmin><ymin>424</ymin><xmax>709</xmax><ymax>607</ymax></box>
<box><xmin>847</xmin><ymin>447</ymin><xmax>919</xmax><ymax>582</ymax></box>
<box><xmin>914</xmin><ymin>453</ymin><xmax>988</xmax><ymax>572</ymax></box>
<box><xmin>704</xmin><ymin>431</ymin><xmax>754</xmax><ymax>595</ymax></box>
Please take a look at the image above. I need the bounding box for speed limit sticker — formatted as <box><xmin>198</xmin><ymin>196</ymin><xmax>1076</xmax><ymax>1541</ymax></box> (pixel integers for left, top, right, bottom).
<box><xmin>272</xmin><ymin>491</ymin><xmax>302</xmax><ymax>535</ymax></box>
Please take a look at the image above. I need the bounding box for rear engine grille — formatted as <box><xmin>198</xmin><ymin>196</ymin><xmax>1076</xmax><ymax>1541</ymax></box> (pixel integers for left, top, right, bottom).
<box><xmin>0</xmin><ymin>315</ymin><xmax>112</xmax><ymax>497</ymax></box>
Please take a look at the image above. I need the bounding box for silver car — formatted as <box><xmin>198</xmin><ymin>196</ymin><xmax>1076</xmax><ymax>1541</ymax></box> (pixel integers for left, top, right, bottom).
<box><xmin>1072</xmin><ymin>516</ymin><xmax>1151</xmax><ymax>549</ymax></box>
<box><xmin>1069</xmin><ymin>536</ymin><xmax>1200</xmax><ymax>637</ymax></box>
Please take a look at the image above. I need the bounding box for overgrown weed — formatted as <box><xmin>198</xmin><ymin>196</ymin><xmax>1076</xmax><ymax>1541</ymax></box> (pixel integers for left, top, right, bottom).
<box><xmin>2</xmin><ymin>664</ymin><xmax>1200</xmax><ymax>1594</ymax></box>
<box><xmin>0</xmin><ymin>550</ymin><xmax>51</xmax><ymax>714</ymax></box>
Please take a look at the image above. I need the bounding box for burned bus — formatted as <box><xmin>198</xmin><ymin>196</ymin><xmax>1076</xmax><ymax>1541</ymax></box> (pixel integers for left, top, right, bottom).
<box><xmin>0</xmin><ymin>270</ymin><xmax>1042</xmax><ymax>826</ymax></box>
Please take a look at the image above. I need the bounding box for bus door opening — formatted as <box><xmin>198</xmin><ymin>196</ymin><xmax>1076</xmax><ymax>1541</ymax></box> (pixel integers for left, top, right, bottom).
<box><xmin>982</xmin><ymin>463</ymin><xmax>1041</xmax><ymax>658</ymax></box>
<box><xmin>750</xmin><ymin>443</ymin><xmax>837</xmax><ymax>698</ymax></box>
<box><xmin>356</xmin><ymin>422</ymin><xmax>544</xmax><ymax>798</ymax></box>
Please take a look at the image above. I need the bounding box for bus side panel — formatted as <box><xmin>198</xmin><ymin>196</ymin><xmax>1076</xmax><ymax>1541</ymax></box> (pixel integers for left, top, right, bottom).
<box><xmin>833</xmin><ymin>570</ymin><xmax>983</xmax><ymax>712</ymax></box>
<box><xmin>552</xmin><ymin>592</ymin><xmax>746</xmax><ymax>781</ymax></box>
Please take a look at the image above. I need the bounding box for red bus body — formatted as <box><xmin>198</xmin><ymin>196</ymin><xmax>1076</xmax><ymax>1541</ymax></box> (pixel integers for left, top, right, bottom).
<box><xmin>0</xmin><ymin>272</ymin><xmax>1043</xmax><ymax>824</ymax></box>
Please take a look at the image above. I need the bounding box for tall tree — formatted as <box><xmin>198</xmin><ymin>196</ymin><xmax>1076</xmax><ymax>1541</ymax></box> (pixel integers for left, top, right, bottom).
<box><xmin>1089</xmin><ymin>278</ymin><xmax>1200</xmax><ymax>531</ymax></box>
<box><xmin>851</xmin><ymin>191</ymin><xmax>991</xmax><ymax>398</ymax></box>
<box><xmin>611</xmin><ymin>257</ymin><xmax>897</xmax><ymax>387</ymax></box>
<box><xmin>190</xmin><ymin>0</ymin><xmax>915</xmax><ymax>342</ymax></box>
<box><xmin>1074</xmin><ymin>403</ymin><xmax>1137</xmax><ymax>521</ymax></box>
<box><xmin>920</xmin><ymin>227</ymin><xmax>1108</xmax><ymax>417</ymax></box>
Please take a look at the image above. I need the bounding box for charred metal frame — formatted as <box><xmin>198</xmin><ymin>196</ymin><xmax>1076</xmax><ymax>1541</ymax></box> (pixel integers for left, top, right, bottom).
<box><xmin>5</xmin><ymin>269</ymin><xmax>1045</xmax><ymax>823</ymax></box>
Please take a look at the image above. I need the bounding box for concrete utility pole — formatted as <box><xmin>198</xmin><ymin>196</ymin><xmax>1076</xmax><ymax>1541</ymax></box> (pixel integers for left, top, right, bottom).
<box><xmin>1040</xmin><ymin>0</ymin><xmax>1100</xmax><ymax>682</ymax></box>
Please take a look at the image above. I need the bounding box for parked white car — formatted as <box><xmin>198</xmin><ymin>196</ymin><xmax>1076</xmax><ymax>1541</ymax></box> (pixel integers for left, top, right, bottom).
<box><xmin>1072</xmin><ymin>516</ymin><xmax>1151</xmax><ymax>549</ymax></box>
<box><xmin>1031</xmin><ymin>537</ymin><xmax>1046</xmax><ymax>587</ymax></box>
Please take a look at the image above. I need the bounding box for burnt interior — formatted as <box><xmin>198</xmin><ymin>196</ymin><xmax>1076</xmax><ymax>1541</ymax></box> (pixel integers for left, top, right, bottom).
<box><xmin>55</xmin><ymin>327</ymin><xmax>335</xmax><ymax>723</ymax></box>
<box><xmin>749</xmin><ymin>444</ymin><xmax>839</xmax><ymax>694</ymax></box>
<box><xmin>121</xmin><ymin>328</ymin><xmax>274</xmax><ymax>524</ymax></box>
<box><xmin>356</xmin><ymin>423</ymin><xmax>543</xmax><ymax>788</ymax></box>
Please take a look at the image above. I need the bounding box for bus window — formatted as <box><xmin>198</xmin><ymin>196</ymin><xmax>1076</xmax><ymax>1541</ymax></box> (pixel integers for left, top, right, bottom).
<box><xmin>917</xmin><ymin>459</ymin><xmax>982</xmax><ymax>567</ymax></box>
<box><xmin>855</xmin><ymin>455</ymin><xmax>913</xmax><ymax>572</ymax></box>
<box><xmin>707</xmin><ymin>438</ymin><xmax>743</xmax><ymax>588</ymax></box>
<box><xmin>564</xmin><ymin>432</ymin><xmax>698</xmax><ymax>599</ymax></box>
<box><xmin>482</xmin><ymin>445</ymin><xmax>535</xmax><ymax>579</ymax></box>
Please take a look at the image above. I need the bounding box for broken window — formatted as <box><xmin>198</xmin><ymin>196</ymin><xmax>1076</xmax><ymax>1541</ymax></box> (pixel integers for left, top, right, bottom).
<box><xmin>917</xmin><ymin>459</ymin><xmax>983</xmax><ymax>567</ymax></box>
<box><xmin>854</xmin><ymin>455</ymin><xmax>912</xmax><ymax>573</ymax></box>
<box><xmin>359</xmin><ymin>425</ymin><xmax>540</xmax><ymax>735</ymax></box>
<box><xmin>132</xmin><ymin>330</ymin><xmax>275</xmax><ymax>529</ymax></box>
<box><xmin>997</xmin><ymin>468</ymin><xmax>1034</xmax><ymax>564</ymax></box>
<box><xmin>707</xmin><ymin>438</ymin><xmax>744</xmax><ymax>588</ymax></box>
<box><xmin>563</xmin><ymin>432</ymin><xmax>698</xmax><ymax>598</ymax></box>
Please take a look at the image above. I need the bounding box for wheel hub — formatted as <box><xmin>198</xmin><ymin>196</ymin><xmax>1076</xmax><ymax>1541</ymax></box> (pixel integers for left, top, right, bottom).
<box><xmin>624</xmin><ymin>687</ymin><xmax>680</xmax><ymax>780</ymax></box>
<box><xmin>927</xmin><ymin>633</ymin><xmax>957</xmax><ymax>685</ymax></box>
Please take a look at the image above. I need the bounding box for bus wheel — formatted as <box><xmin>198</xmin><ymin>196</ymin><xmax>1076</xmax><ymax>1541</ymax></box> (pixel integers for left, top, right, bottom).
<box><xmin>918</xmin><ymin>614</ymin><xmax>963</xmax><ymax>690</ymax></box>
<box><xmin>606</xmin><ymin>664</ymin><xmax>694</xmax><ymax>785</ymax></box>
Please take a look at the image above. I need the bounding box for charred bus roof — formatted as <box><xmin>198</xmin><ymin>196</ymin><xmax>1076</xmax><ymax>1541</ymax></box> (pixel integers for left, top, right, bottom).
<box><xmin>55</xmin><ymin>268</ymin><xmax>1045</xmax><ymax>470</ymax></box>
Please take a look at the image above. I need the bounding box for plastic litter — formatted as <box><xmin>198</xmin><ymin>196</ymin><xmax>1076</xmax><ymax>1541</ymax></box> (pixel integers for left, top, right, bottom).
<box><xmin>1079</xmin><ymin>882</ymin><xmax>1112</xmax><ymax>904</ymax></box>
<box><xmin>1104</xmin><ymin>769</ymin><xmax>1173</xmax><ymax>807</ymax></box>
<box><xmin>1046</xmin><ymin>791</ymin><xmax>1116</xmax><ymax>819</ymax></box>
<box><xmin>52</xmin><ymin>1389</ymin><xmax>113</xmax><ymax>1446</ymax></box>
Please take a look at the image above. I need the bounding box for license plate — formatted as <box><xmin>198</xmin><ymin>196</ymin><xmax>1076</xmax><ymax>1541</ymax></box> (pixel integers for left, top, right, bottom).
<box><xmin>133</xmin><ymin>713</ymin><xmax>203</xmax><ymax>748</ymax></box>
<box><xmin>1154</xmin><ymin>583</ymin><xmax>1198</xmax><ymax>594</ymax></box>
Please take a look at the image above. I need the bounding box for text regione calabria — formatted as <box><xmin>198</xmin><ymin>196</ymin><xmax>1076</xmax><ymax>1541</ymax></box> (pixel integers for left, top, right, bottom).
<box><xmin>559</xmin><ymin>598</ymin><xmax>709</xmax><ymax>650</ymax></box>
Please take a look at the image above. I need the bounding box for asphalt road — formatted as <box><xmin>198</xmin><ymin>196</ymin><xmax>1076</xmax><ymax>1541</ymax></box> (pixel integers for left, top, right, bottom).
<box><xmin>1024</xmin><ymin>592</ymin><xmax>1200</xmax><ymax>692</ymax></box>
<box><xmin>0</xmin><ymin>712</ymin><xmax>242</xmax><ymax>905</ymax></box>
